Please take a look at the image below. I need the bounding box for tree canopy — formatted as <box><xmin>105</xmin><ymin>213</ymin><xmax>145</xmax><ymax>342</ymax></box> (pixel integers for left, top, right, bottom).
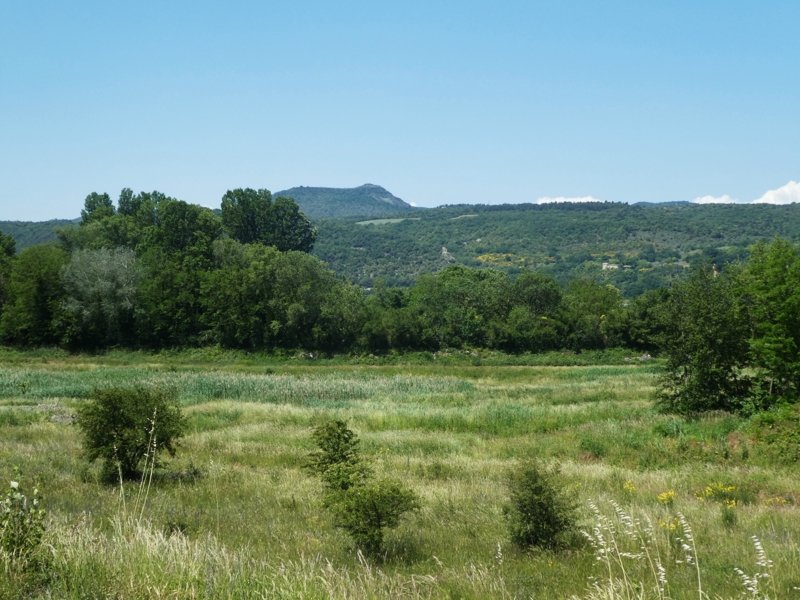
<box><xmin>657</xmin><ymin>238</ymin><xmax>800</xmax><ymax>415</ymax></box>
<box><xmin>221</xmin><ymin>188</ymin><xmax>316</xmax><ymax>252</ymax></box>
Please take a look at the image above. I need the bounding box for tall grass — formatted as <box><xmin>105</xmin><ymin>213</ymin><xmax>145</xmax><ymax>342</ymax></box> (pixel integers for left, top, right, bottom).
<box><xmin>1</xmin><ymin>351</ymin><xmax>798</xmax><ymax>598</ymax></box>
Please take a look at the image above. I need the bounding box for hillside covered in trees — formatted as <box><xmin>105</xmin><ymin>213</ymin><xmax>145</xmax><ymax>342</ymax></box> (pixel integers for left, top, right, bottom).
<box><xmin>274</xmin><ymin>183</ymin><xmax>416</xmax><ymax>219</ymax></box>
<box><xmin>5</xmin><ymin>192</ymin><xmax>800</xmax><ymax>296</ymax></box>
<box><xmin>0</xmin><ymin>218</ymin><xmax>79</xmax><ymax>249</ymax></box>
<box><xmin>314</xmin><ymin>201</ymin><xmax>800</xmax><ymax>295</ymax></box>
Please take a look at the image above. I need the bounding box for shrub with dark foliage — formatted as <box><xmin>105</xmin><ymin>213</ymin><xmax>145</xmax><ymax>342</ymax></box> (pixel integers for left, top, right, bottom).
<box><xmin>504</xmin><ymin>460</ymin><xmax>578</xmax><ymax>551</ymax></box>
<box><xmin>77</xmin><ymin>386</ymin><xmax>184</xmax><ymax>482</ymax></box>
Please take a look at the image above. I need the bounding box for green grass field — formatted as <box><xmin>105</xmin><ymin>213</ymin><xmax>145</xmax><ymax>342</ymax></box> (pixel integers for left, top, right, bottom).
<box><xmin>1</xmin><ymin>350</ymin><xmax>798</xmax><ymax>598</ymax></box>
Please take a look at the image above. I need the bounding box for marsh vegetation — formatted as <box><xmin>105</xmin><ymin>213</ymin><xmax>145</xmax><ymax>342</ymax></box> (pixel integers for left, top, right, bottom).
<box><xmin>1</xmin><ymin>350</ymin><xmax>798</xmax><ymax>598</ymax></box>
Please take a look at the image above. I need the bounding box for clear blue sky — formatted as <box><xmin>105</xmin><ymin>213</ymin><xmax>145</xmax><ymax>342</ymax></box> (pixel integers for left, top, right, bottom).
<box><xmin>1</xmin><ymin>1</ymin><xmax>799</xmax><ymax>220</ymax></box>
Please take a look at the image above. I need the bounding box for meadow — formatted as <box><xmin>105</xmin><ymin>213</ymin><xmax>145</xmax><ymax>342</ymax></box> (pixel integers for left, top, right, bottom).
<box><xmin>1</xmin><ymin>349</ymin><xmax>798</xmax><ymax>599</ymax></box>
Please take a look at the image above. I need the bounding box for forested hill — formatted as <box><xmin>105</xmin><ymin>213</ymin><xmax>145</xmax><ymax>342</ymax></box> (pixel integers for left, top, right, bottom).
<box><xmin>4</xmin><ymin>201</ymin><xmax>800</xmax><ymax>296</ymax></box>
<box><xmin>274</xmin><ymin>184</ymin><xmax>417</xmax><ymax>218</ymax></box>
<box><xmin>312</xmin><ymin>201</ymin><xmax>800</xmax><ymax>295</ymax></box>
<box><xmin>0</xmin><ymin>218</ymin><xmax>78</xmax><ymax>249</ymax></box>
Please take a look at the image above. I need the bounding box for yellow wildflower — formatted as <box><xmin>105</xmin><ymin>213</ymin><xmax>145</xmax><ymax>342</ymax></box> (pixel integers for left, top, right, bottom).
<box><xmin>657</xmin><ymin>490</ymin><xmax>676</xmax><ymax>506</ymax></box>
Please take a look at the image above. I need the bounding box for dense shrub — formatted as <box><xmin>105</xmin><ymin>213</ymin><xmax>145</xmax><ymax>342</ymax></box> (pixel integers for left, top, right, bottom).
<box><xmin>328</xmin><ymin>479</ymin><xmax>420</xmax><ymax>557</ymax></box>
<box><xmin>504</xmin><ymin>460</ymin><xmax>578</xmax><ymax>551</ymax></box>
<box><xmin>76</xmin><ymin>386</ymin><xmax>184</xmax><ymax>482</ymax></box>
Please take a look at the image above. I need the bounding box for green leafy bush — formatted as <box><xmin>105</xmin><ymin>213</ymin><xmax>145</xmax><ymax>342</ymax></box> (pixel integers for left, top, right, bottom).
<box><xmin>306</xmin><ymin>419</ymin><xmax>370</xmax><ymax>491</ymax></box>
<box><xmin>1</xmin><ymin>473</ymin><xmax>46</xmax><ymax>571</ymax></box>
<box><xmin>504</xmin><ymin>460</ymin><xmax>578</xmax><ymax>551</ymax></box>
<box><xmin>307</xmin><ymin>420</ymin><xmax>419</xmax><ymax>559</ymax></box>
<box><xmin>328</xmin><ymin>479</ymin><xmax>420</xmax><ymax>557</ymax></box>
<box><xmin>76</xmin><ymin>386</ymin><xmax>184</xmax><ymax>482</ymax></box>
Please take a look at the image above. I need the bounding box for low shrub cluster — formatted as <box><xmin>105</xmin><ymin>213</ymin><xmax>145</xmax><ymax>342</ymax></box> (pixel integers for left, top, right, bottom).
<box><xmin>306</xmin><ymin>420</ymin><xmax>420</xmax><ymax>559</ymax></box>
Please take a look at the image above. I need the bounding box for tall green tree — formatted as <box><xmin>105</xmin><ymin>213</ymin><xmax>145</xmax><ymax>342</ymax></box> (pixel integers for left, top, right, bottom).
<box><xmin>406</xmin><ymin>266</ymin><xmax>510</xmax><ymax>349</ymax></box>
<box><xmin>496</xmin><ymin>272</ymin><xmax>563</xmax><ymax>352</ymax></box>
<box><xmin>267</xmin><ymin>196</ymin><xmax>317</xmax><ymax>252</ymax></box>
<box><xmin>80</xmin><ymin>192</ymin><xmax>115</xmax><ymax>225</ymax></box>
<box><xmin>313</xmin><ymin>280</ymin><xmax>367</xmax><ymax>351</ymax></box>
<box><xmin>0</xmin><ymin>231</ymin><xmax>15</xmax><ymax>313</ymax></box>
<box><xmin>115</xmin><ymin>189</ymin><xmax>174</xmax><ymax>248</ymax></box>
<box><xmin>59</xmin><ymin>189</ymin><xmax>177</xmax><ymax>252</ymax></box>
<box><xmin>657</xmin><ymin>266</ymin><xmax>749</xmax><ymax>414</ymax></box>
<box><xmin>512</xmin><ymin>271</ymin><xmax>562</xmax><ymax>316</ymax></box>
<box><xmin>738</xmin><ymin>239</ymin><xmax>800</xmax><ymax>408</ymax></box>
<box><xmin>201</xmin><ymin>241</ymin><xmax>296</xmax><ymax>350</ymax></box>
<box><xmin>0</xmin><ymin>245</ymin><xmax>68</xmax><ymax>346</ymax></box>
<box><xmin>147</xmin><ymin>199</ymin><xmax>221</xmax><ymax>257</ymax></box>
<box><xmin>136</xmin><ymin>200</ymin><xmax>222</xmax><ymax>347</ymax></box>
<box><xmin>220</xmin><ymin>188</ymin><xmax>273</xmax><ymax>245</ymax></box>
<box><xmin>202</xmin><ymin>241</ymin><xmax>359</xmax><ymax>350</ymax></box>
<box><xmin>61</xmin><ymin>248</ymin><xmax>141</xmax><ymax>349</ymax></box>
<box><xmin>221</xmin><ymin>188</ymin><xmax>316</xmax><ymax>251</ymax></box>
<box><xmin>361</xmin><ymin>282</ymin><xmax>416</xmax><ymax>352</ymax></box>
<box><xmin>498</xmin><ymin>305</ymin><xmax>562</xmax><ymax>353</ymax></box>
<box><xmin>261</xmin><ymin>249</ymin><xmax>355</xmax><ymax>348</ymax></box>
<box><xmin>561</xmin><ymin>279</ymin><xmax>625</xmax><ymax>350</ymax></box>
<box><xmin>623</xmin><ymin>287</ymin><xmax>671</xmax><ymax>351</ymax></box>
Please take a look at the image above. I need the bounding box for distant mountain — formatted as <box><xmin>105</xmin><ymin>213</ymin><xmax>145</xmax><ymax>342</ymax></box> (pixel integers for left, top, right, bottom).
<box><xmin>275</xmin><ymin>184</ymin><xmax>417</xmax><ymax>219</ymax></box>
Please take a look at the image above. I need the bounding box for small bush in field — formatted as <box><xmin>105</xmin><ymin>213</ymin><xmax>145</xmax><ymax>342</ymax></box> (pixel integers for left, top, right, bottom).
<box><xmin>504</xmin><ymin>460</ymin><xmax>578</xmax><ymax>551</ymax></box>
<box><xmin>307</xmin><ymin>420</ymin><xmax>419</xmax><ymax>559</ymax></box>
<box><xmin>328</xmin><ymin>478</ymin><xmax>421</xmax><ymax>557</ymax></box>
<box><xmin>76</xmin><ymin>386</ymin><xmax>184</xmax><ymax>482</ymax></box>
<box><xmin>306</xmin><ymin>419</ymin><xmax>370</xmax><ymax>491</ymax></box>
<box><xmin>1</xmin><ymin>473</ymin><xmax>46</xmax><ymax>571</ymax></box>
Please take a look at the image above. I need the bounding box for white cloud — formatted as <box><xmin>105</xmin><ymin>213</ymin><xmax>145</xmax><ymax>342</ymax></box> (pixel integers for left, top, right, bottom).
<box><xmin>752</xmin><ymin>181</ymin><xmax>800</xmax><ymax>205</ymax></box>
<box><xmin>692</xmin><ymin>194</ymin><xmax>737</xmax><ymax>204</ymax></box>
<box><xmin>535</xmin><ymin>195</ymin><xmax>604</xmax><ymax>204</ymax></box>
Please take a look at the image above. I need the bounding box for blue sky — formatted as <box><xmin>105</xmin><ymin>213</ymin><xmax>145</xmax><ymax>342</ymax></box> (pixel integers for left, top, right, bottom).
<box><xmin>1</xmin><ymin>1</ymin><xmax>799</xmax><ymax>220</ymax></box>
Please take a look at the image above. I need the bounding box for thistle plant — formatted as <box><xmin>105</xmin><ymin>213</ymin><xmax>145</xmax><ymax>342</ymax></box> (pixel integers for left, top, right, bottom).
<box><xmin>0</xmin><ymin>472</ymin><xmax>46</xmax><ymax>571</ymax></box>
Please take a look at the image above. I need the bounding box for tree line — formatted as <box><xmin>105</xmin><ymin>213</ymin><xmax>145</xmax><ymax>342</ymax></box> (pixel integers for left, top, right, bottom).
<box><xmin>0</xmin><ymin>188</ymin><xmax>645</xmax><ymax>354</ymax></box>
<box><xmin>1</xmin><ymin>190</ymin><xmax>800</xmax><ymax>417</ymax></box>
